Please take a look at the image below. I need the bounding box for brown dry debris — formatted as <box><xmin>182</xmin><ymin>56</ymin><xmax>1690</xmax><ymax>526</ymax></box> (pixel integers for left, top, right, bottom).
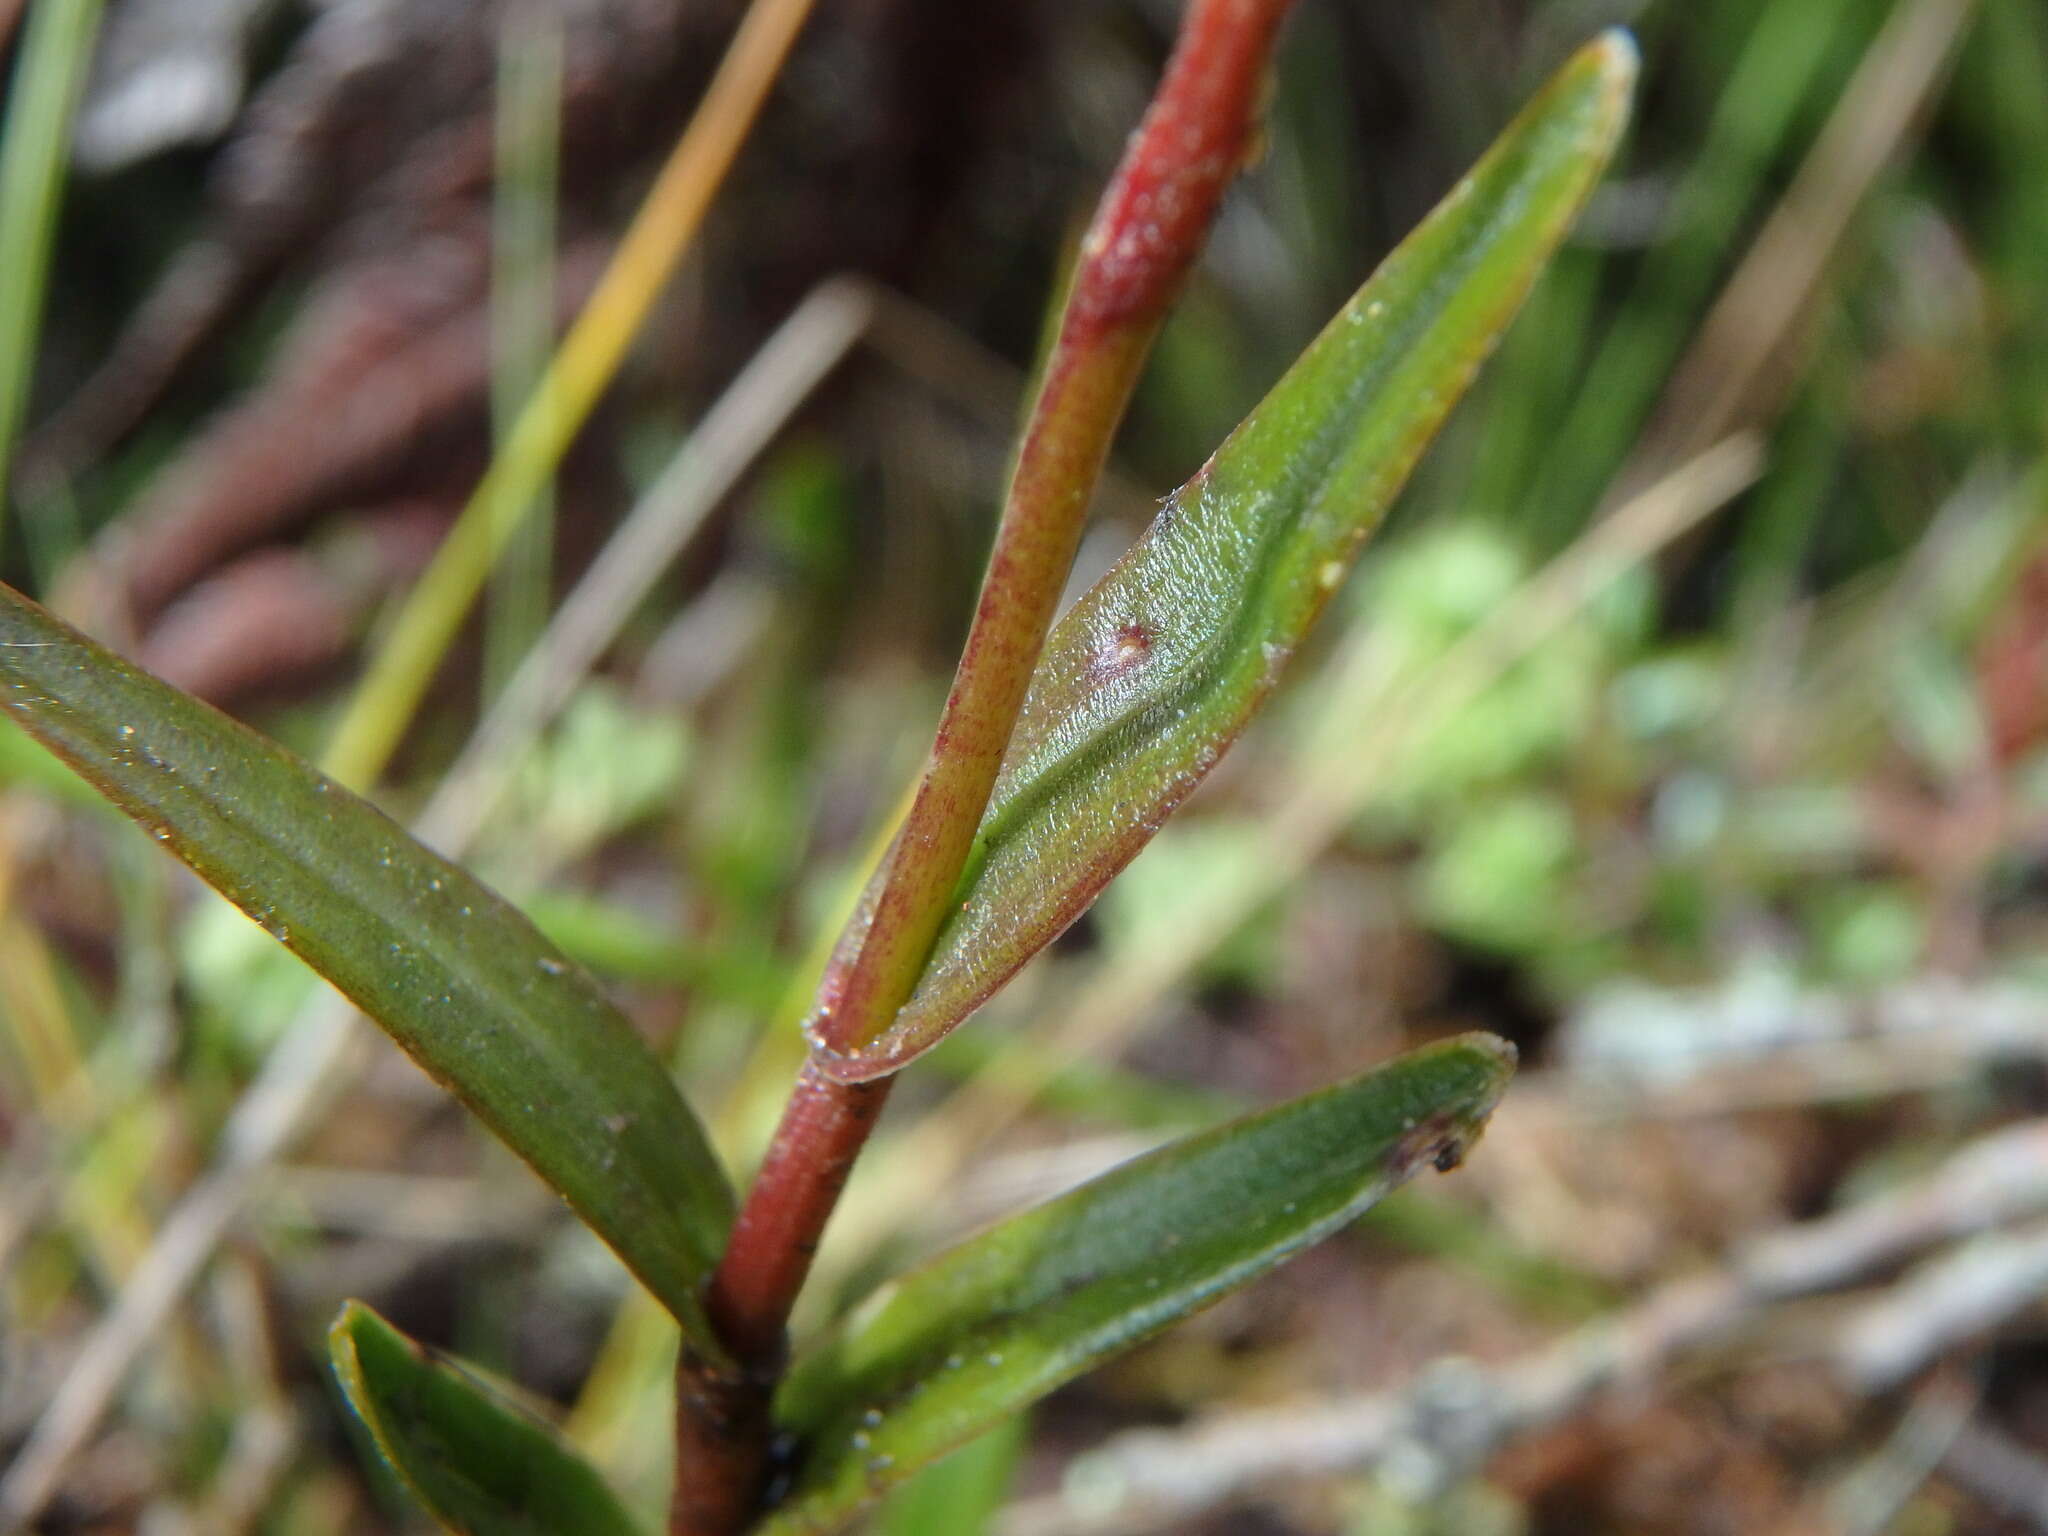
<box><xmin>31</xmin><ymin>0</ymin><xmax>1046</xmax><ymax>706</ymax></box>
<box><xmin>1493</xmin><ymin>1391</ymin><xmax>1821</xmax><ymax>1536</ymax></box>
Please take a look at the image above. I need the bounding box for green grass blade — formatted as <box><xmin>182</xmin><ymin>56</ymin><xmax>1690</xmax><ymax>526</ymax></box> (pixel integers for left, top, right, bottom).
<box><xmin>0</xmin><ymin>0</ymin><xmax>104</xmax><ymax>546</ymax></box>
<box><xmin>763</xmin><ymin>1035</ymin><xmax>1515</xmax><ymax>1534</ymax></box>
<box><xmin>813</xmin><ymin>32</ymin><xmax>1637</xmax><ymax>1081</ymax></box>
<box><xmin>320</xmin><ymin>0</ymin><xmax>817</xmax><ymax>791</ymax></box>
<box><xmin>329</xmin><ymin>1301</ymin><xmax>650</xmax><ymax>1536</ymax></box>
<box><xmin>1528</xmin><ymin>0</ymin><xmax>1862</xmax><ymax>534</ymax></box>
<box><xmin>487</xmin><ymin>6</ymin><xmax>562</xmax><ymax>701</ymax></box>
<box><xmin>0</xmin><ymin>584</ymin><xmax>735</xmax><ymax>1355</ymax></box>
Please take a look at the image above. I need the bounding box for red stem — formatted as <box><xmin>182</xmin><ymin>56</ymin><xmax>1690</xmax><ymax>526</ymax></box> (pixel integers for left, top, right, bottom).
<box><xmin>706</xmin><ymin>1061</ymin><xmax>893</xmax><ymax>1365</ymax></box>
<box><xmin>809</xmin><ymin>0</ymin><xmax>1298</xmax><ymax>1078</ymax></box>
<box><xmin>672</xmin><ymin>3</ymin><xmax>1298</xmax><ymax>1528</ymax></box>
<box><xmin>672</xmin><ymin>1062</ymin><xmax>891</xmax><ymax>1534</ymax></box>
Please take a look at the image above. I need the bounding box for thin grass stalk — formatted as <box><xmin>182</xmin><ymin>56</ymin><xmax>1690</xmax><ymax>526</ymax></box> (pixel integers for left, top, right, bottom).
<box><xmin>321</xmin><ymin>0</ymin><xmax>818</xmax><ymax>789</ymax></box>
<box><xmin>0</xmin><ymin>0</ymin><xmax>103</xmax><ymax>553</ymax></box>
<box><xmin>0</xmin><ymin>268</ymin><xmax>860</xmax><ymax>1535</ymax></box>
<box><xmin>487</xmin><ymin>5</ymin><xmax>564</xmax><ymax>701</ymax></box>
<box><xmin>1528</xmin><ymin>0</ymin><xmax>1859</xmax><ymax>536</ymax></box>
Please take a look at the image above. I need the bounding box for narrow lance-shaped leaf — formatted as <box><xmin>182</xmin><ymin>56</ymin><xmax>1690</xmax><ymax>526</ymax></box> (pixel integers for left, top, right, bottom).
<box><xmin>760</xmin><ymin>1034</ymin><xmax>1515</xmax><ymax>1534</ymax></box>
<box><xmin>812</xmin><ymin>31</ymin><xmax>1637</xmax><ymax>1081</ymax></box>
<box><xmin>0</xmin><ymin>588</ymin><xmax>734</xmax><ymax>1354</ymax></box>
<box><xmin>329</xmin><ymin>1301</ymin><xmax>649</xmax><ymax>1536</ymax></box>
<box><xmin>808</xmin><ymin>0</ymin><xmax>1296</xmax><ymax>1076</ymax></box>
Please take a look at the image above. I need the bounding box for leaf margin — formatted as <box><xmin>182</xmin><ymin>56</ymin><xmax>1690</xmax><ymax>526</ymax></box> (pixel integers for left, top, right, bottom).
<box><xmin>813</xmin><ymin>28</ymin><xmax>1639</xmax><ymax>1082</ymax></box>
<box><xmin>760</xmin><ymin>1033</ymin><xmax>1516</xmax><ymax>1534</ymax></box>
<box><xmin>0</xmin><ymin>584</ymin><xmax>735</xmax><ymax>1352</ymax></box>
<box><xmin>328</xmin><ymin>1299</ymin><xmax>651</xmax><ymax>1536</ymax></box>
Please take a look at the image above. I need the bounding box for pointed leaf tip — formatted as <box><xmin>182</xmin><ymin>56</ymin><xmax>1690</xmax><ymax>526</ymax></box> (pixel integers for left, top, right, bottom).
<box><xmin>812</xmin><ymin>32</ymin><xmax>1636</xmax><ymax>1081</ymax></box>
<box><xmin>762</xmin><ymin>1035</ymin><xmax>1515</xmax><ymax>1533</ymax></box>
<box><xmin>1593</xmin><ymin>25</ymin><xmax>1642</xmax><ymax>81</ymax></box>
<box><xmin>329</xmin><ymin>1301</ymin><xmax>650</xmax><ymax>1535</ymax></box>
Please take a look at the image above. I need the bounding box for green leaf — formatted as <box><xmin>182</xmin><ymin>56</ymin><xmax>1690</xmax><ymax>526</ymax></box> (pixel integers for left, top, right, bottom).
<box><xmin>0</xmin><ymin>587</ymin><xmax>734</xmax><ymax>1352</ymax></box>
<box><xmin>761</xmin><ymin>1034</ymin><xmax>1515</xmax><ymax>1534</ymax></box>
<box><xmin>328</xmin><ymin>1301</ymin><xmax>649</xmax><ymax>1536</ymax></box>
<box><xmin>872</xmin><ymin>1418</ymin><xmax>1025</xmax><ymax>1536</ymax></box>
<box><xmin>814</xmin><ymin>31</ymin><xmax>1637</xmax><ymax>1081</ymax></box>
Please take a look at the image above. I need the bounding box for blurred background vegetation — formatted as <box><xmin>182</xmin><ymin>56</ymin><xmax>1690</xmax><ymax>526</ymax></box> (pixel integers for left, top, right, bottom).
<box><xmin>5</xmin><ymin>0</ymin><xmax>2048</xmax><ymax>1530</ymax></box>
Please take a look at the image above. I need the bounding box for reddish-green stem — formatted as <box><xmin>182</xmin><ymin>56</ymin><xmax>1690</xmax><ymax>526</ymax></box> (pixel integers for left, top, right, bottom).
<box><xmin>672</xmin><ymin>4</ymin><xmax>1297</xmax><ymax>1529</ymax></box>
<box><xmin>673</xmin><ymin>1063</ymin><xmax>892</xmax><ymax>1534</ymax></box>
<box><xmin>808</xmin><ymin>0</ymin><xmax>1298</xmax><ymax>1078</ymax></box>
<box><xmin>710</xmin><ymin>1061</ymin><xmax>894</xmax><ymax>1365</ymax></box>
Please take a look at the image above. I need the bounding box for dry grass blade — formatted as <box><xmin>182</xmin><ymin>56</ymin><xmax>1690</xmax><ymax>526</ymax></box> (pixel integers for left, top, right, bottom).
<box><xmin>0</xmin><ymin>1001</ymin><xmax>369</xmax><ymax>1528</ymax></box>
<box><xmin>420</xmin><ymin>277</ymin><xmax>874</xmax><ymax>855</ymax></box>
<box><xmin>322</xmin><ymin>0</ymin><xmax>820</xmax><ymax>790</ymax></box>
<box><xmin>1617</xmin><ymin>0</ymin><xmax>1977</xmax><ymax>500</ymax></box>
<box><xmin>0</xmin><ymin>272</ymin><xmax>865</xmax><ymax>1529</ymax></box>
<box><xmin>998</xmin><ymin>1116</ymin><xmax>2048</xmax><ymax>1535</ymax></box>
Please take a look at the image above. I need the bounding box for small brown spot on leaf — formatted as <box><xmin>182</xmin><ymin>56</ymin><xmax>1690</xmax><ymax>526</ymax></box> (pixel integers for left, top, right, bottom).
<box><xmin>1392</xmin><ymin>1109</ymin><xmax>1485</xmax><ymax>1181</ymax></box>
<box><xmin>1090</xmin><ymin>620</ymin><xmax>1154</xmax><ymax>684</ymax></box>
